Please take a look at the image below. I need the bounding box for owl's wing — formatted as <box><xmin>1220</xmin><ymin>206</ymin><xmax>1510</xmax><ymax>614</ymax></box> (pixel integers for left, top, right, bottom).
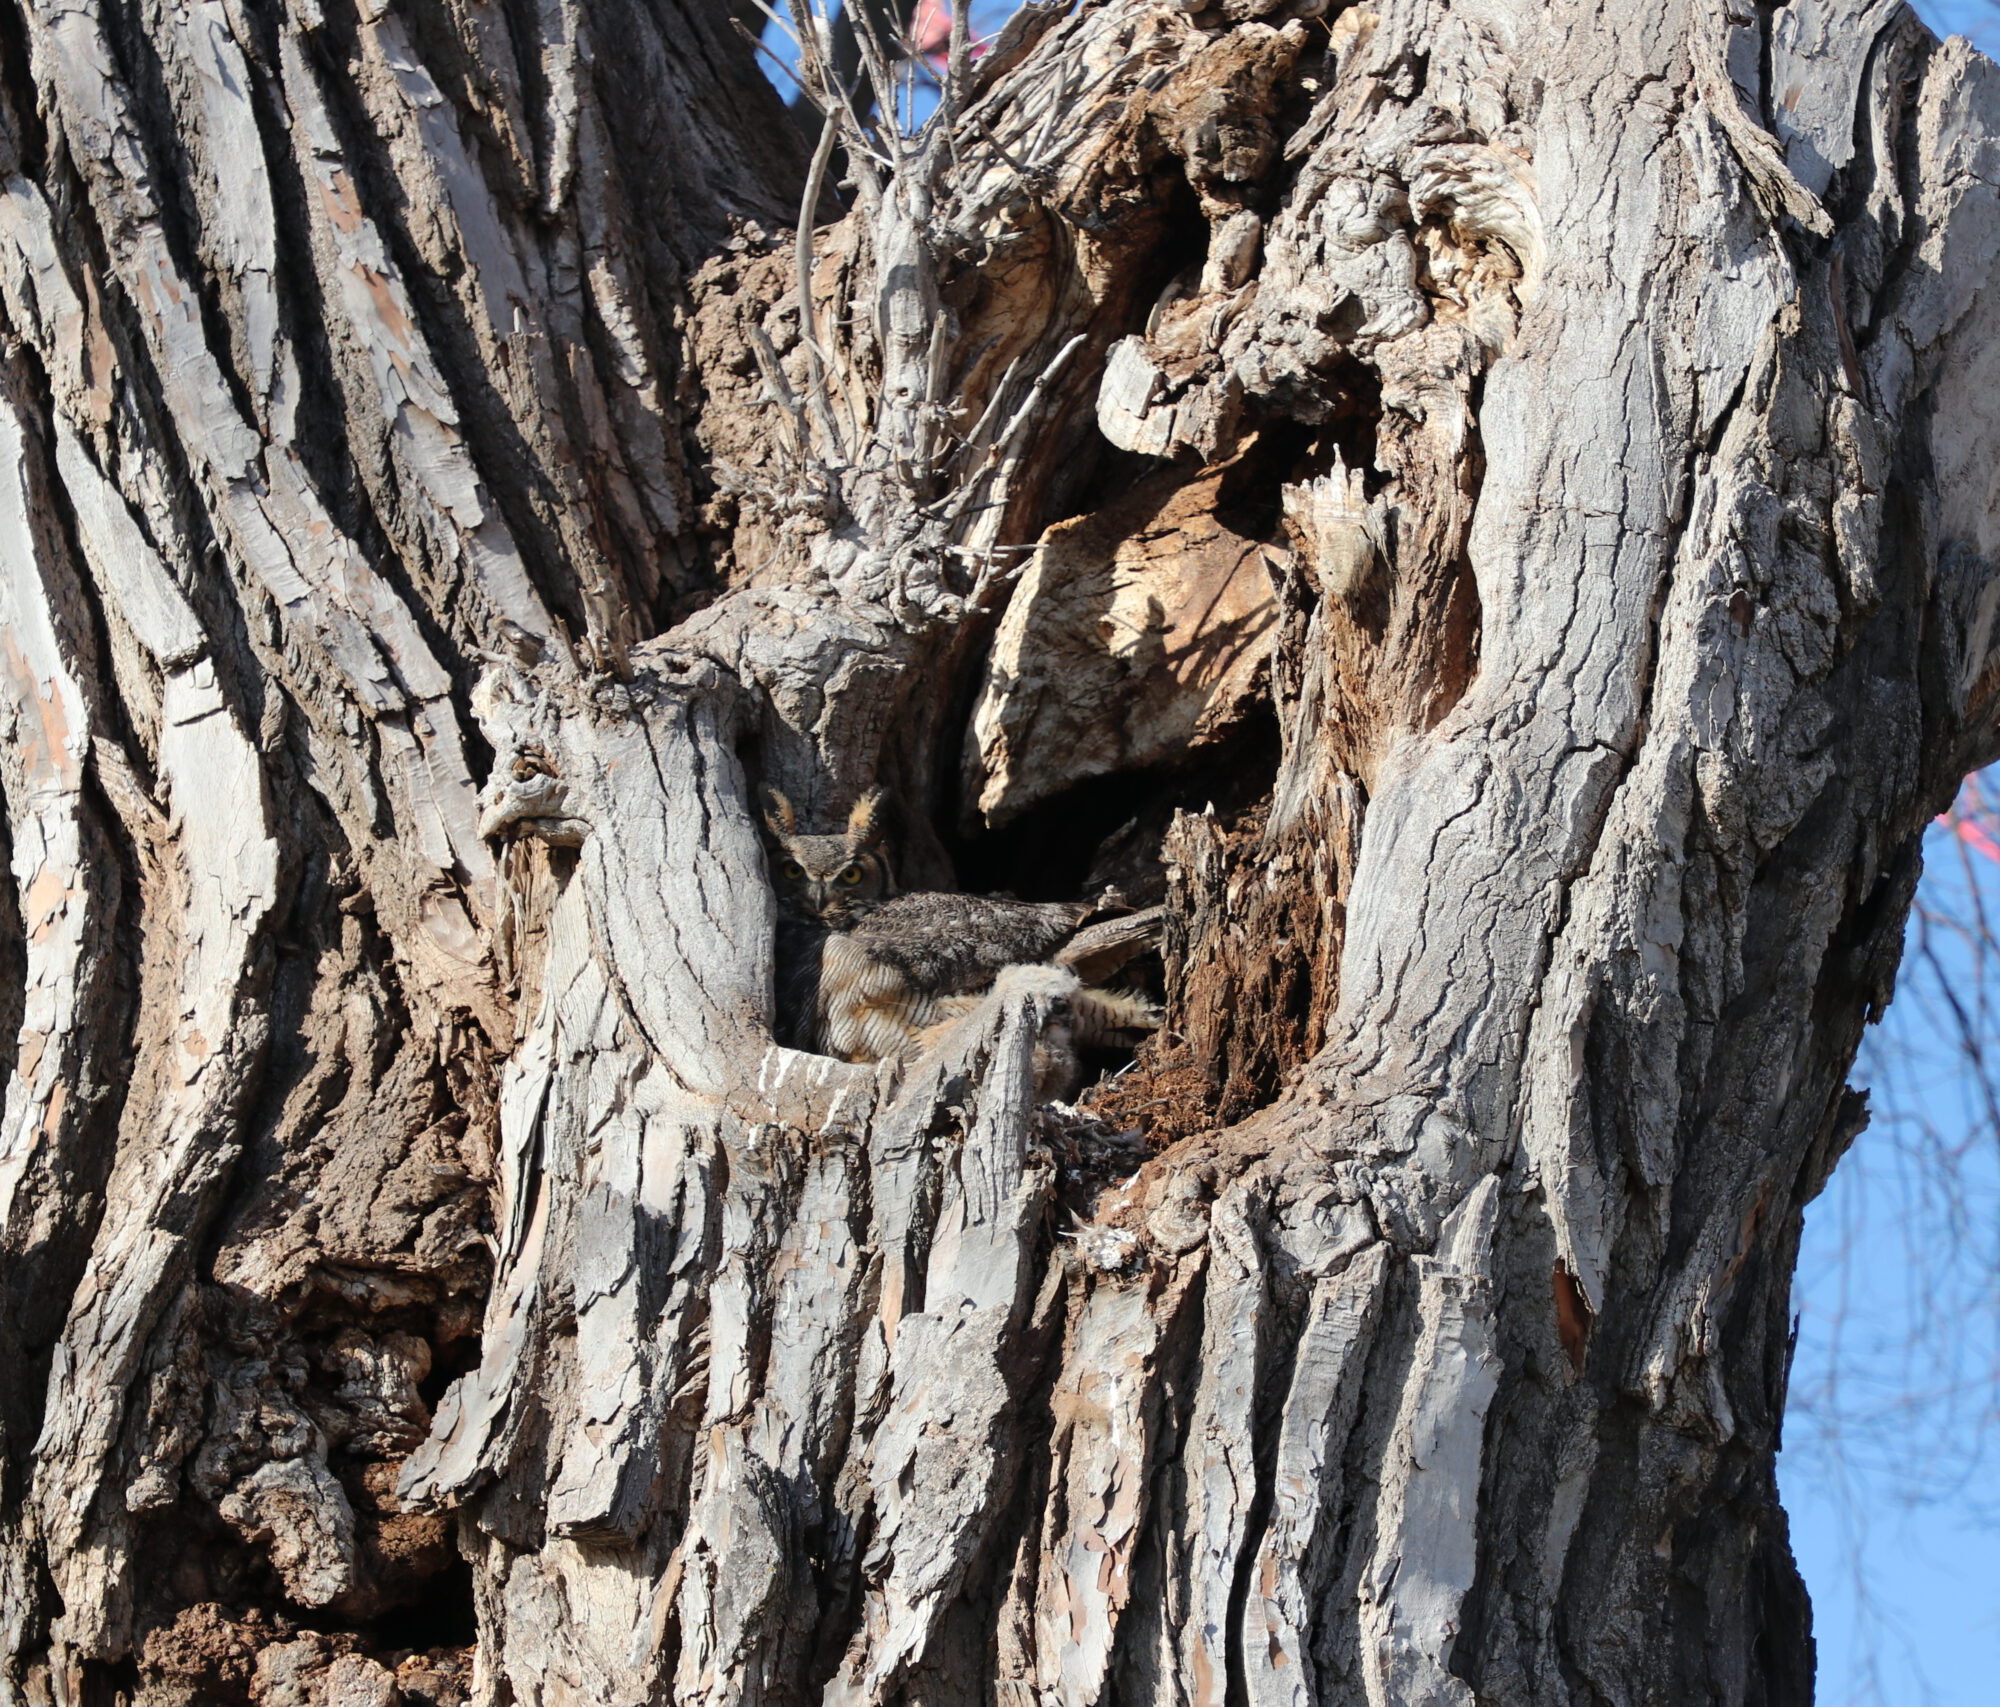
<box><xmin>850</xmin><ymin>893</ymin><xmax>1089</xmax><ymax>995</ymax></box>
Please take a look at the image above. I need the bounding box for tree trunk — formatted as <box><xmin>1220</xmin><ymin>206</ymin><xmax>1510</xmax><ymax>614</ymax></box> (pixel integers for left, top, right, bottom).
<box><xmin>3</xmin><ymin>1</ymin><xmax>1999</xmax><ymax>1703</ymax></box>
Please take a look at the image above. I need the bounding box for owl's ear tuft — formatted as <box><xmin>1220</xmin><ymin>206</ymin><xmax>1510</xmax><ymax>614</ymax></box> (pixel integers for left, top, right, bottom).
<box><xmin>762</xmin><ymin>786</ymin><xmax>798</xmax><ymax>838</ymax></box>
<box><xmin>847</xmin><ymin>789</ymin><xmax>889</xmax><ymax>848</ymax></box>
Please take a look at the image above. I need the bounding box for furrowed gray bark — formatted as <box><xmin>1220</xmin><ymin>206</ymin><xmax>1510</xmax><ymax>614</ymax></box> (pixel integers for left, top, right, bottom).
<box><xmin>1</xmin><ymin>3</ymin><xmax>1998</xmax><ymax>1706</ymax></box>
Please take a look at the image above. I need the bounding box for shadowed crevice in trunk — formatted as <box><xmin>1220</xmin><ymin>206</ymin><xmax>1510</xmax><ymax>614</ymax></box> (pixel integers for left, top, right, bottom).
<box><xmin>5</xmin><ymin>4</ymin><xmax>2000</xmax><ymax>1705</ymax></box>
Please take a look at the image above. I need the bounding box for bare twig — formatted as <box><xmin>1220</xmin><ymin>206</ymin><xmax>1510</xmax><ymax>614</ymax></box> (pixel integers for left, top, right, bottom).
<box><xmin>946</xmin><ymin>332</ymin><xmax>1087</xmax><ymax>530</ymax></box>
<box><xmin>747</xmin><ymin>324</ymin><xmax>814</xmax><ymax>469</ymax></box>
<box><xmin>796</xmin><ymin>111</ymin><xmax>849</xmax><ymax>461</ymax></box>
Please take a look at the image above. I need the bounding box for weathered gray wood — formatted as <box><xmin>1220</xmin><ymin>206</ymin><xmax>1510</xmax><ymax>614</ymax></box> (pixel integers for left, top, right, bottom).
<box><xmin>1</xmin><ymin>2</ymin><xmax>1999</xmax><ymax>1705</ymax></box>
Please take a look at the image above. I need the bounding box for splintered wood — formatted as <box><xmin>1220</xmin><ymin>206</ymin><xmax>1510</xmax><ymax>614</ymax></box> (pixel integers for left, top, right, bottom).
<box><xmin>2</xmin><ymin>3</ymin><xmax>1999</xmax><ymax>1706</ymax></box>
<box><xmin>969</xmin><ymin>463</ymin><xmax>1279</xmax><ymax>826</ymax></box>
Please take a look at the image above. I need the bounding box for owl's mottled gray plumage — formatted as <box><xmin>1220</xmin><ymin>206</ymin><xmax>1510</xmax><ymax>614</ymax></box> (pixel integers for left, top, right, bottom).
<box><xmin>841</xmin><ymin>891</ymin><xmax>1088</xmax><ymax>993</ymax></box>
<box><xmin>762</xmin><ymin>789</ymin><xmax>1159</xmax><ymax>1071</ymax></box>
<box><xmin>808</xmin><ymin>891</ymin><xmax>1091</xmax><ymax>1062</ymax></box>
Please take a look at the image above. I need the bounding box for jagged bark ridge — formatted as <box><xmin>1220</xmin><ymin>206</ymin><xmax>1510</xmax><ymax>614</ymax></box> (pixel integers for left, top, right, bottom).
<box><xmin>2</xmin><ymin>4</ymin><xmax>2000</xmax><ymax>1707</ymax></box>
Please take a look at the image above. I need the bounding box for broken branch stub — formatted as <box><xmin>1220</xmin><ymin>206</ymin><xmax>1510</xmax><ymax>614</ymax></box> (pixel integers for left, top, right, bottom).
<box><xmin>2</xmin><ymin>4</ymin><xmax>1999</xmax><ymax>1707</ymax></box>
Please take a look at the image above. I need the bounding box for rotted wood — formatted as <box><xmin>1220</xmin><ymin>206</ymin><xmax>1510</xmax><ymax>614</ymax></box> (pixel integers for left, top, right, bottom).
<box><xmin>1</xmin><ymin>4</ymin><xmax>1999</xmax><ymax>1707</ymax></box>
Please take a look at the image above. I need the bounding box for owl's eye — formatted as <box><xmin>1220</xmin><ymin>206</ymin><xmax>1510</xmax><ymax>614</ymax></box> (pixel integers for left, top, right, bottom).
<box><xmin>781</xmin><ymin>860</ymin><xmax>804</xmax><ymax>879</ymax></box>
<box><xmin>837</xmin><ymin>864</ymin><xmax>865</xmax><ymax>886</ymax></box>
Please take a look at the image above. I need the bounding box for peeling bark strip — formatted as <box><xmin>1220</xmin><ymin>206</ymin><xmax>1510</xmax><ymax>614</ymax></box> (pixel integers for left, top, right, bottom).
<box><xmin>1</xmin><ymin>0</ymin><xmax>1998</xmax><ymax>1703</ymax></box>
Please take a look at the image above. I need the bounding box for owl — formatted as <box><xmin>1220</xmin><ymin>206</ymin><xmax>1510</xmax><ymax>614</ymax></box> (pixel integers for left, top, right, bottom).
<box><xmin>761</xmin><ymin>787</ymin><xmax>1160</xmax><ymax>1076</ymax></box>
<box><xmin>762</xmin><ymin>787</ymin><xmax>895</xmax><ymax>927</ymax></box>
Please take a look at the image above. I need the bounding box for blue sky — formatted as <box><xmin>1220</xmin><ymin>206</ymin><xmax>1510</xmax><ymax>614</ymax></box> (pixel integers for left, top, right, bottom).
<box><xmin>1922</xmin><ymin>1</ymin><xmax>2000</xmax><ymax>47</ymax></box>
<box><xmin>1785</xmin><ymin>820</ymin><xmax>2000</xmax><ymax>1707</ymax></box>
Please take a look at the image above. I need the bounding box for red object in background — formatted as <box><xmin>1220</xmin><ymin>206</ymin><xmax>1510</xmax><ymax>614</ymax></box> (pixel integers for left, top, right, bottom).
<box><xmin>1942</xmin><ymin>773</ymin><xmax>2000</xmax><ymax>863</ymax></box>
<box><xmin>907</xmin><ymin>0</ymin><xmax>989</xmax><ymax>72</ymax></box>
<box><xmin>909</xmin><ymin>0</ymin><xmax>953</xmax><ymax>55</ymax></box>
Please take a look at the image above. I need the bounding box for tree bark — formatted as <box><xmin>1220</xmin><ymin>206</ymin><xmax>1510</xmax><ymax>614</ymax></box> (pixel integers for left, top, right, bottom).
<box><xmin>3</xmin><ymin>2</ymin><xmax>1999</xmax><ymax>1705</ymax></box>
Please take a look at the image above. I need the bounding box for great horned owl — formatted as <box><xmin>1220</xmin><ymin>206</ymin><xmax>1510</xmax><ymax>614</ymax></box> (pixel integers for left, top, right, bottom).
<box><xmin>762</xmin><ymin>787</ymin><xmax>895</xmax><ymax>927</ymax></box>
<box><xmin>761</xmin><ymin>788</ymin><xmax>1159</xmax><ymax>1073</ymax></box>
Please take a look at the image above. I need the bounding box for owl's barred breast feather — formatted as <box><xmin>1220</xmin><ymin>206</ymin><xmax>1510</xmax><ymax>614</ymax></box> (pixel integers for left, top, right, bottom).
<box><xmin>761</xmin><ymin>788</ymin><xmax>1160</xmax><ymax>1069</ymax></box>
<box><xmin>802</xmin><ymin>892</ymin><xmax>1091</xmax><ymax>1064</ymax></box>
<box><xmin>780</xmin><ymin>890</ymin><xmax>1160</xmax><ymax>1067</ymax></box>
